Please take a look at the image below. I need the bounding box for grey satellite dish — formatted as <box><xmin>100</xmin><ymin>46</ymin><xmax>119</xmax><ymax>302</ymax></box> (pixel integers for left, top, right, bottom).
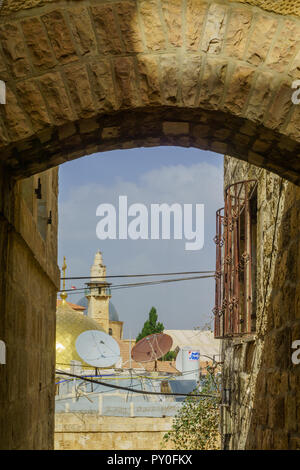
<box><xmin>75</xmin><ymin>330</ymin><xmax>120</xmax><ymax>368</ymax></box>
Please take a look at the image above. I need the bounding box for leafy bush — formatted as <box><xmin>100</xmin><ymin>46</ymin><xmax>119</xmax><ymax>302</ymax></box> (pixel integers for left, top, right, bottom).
<box><xmin>162</xmin><ymin>373</ymin><xmax>221</xmax><ymax>450</ymax></box>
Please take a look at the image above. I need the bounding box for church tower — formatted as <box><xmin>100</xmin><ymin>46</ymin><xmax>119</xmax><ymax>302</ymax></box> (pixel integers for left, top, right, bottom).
<box><xmin>86</xmin><ymin>251</ymin><xmax>111</xmax><ymax>333</ymax></box>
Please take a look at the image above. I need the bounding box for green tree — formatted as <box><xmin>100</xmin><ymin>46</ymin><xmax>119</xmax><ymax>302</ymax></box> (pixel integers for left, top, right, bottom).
<box><xmin>136</xmin><ymin>307</ymin><xmax>164</xmax><ymax>343</ymax></box>
<box><xmin>162</xmin><ymin>373</ymin><xmax>221</xmax><ymax>450</ymax></box>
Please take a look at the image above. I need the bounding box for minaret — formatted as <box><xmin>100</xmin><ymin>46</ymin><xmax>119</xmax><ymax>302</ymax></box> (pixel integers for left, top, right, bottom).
<box><xmin>85</xmin><ymin>251</ymin><xmax>111</xmax><ymax>333</ymax></box>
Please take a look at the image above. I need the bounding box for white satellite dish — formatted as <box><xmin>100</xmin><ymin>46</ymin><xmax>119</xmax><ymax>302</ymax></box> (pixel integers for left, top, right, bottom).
<box><xmin>75</xmin><ymin>330</ymin><xmax>120</xmax><ymax>368</ymax></box>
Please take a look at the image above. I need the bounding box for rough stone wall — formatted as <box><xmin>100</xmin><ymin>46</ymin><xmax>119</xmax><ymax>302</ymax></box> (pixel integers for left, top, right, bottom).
<box><xmin>0</xmin><ymin>166</ymin><xmax>59</xmax><ymax>449</ymax></box>
<box><xmin>2</xmin><ymin>0</ymin><xmax>300</xmax><ymax>18</ymax></box>
<box><xmin>0</xmin><ymin>1</ymin><xmax>300</xmax><ymax>184</ymax></box>
<box><xmin>222</xmin><ymin>156</ymin><xmax>300</xmax><ymax>449</ymax></box>
<box><xmin>55</xmin><ymin>414</ymin><xmax>174</xmax><ymax>450</ymax></box>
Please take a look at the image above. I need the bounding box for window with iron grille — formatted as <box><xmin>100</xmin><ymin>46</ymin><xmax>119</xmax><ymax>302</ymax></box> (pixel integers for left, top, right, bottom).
<box><xmin>213</xmin><ymin>180</ymin><xmax>257</xmax><ymax>339</ymax></box>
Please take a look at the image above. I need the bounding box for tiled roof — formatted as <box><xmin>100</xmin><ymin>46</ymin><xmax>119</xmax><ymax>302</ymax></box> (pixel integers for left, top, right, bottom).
<box><xmin>56</xmin><ymin>299</ymin><xmax>86</xmax><ymax>312</ymax></box>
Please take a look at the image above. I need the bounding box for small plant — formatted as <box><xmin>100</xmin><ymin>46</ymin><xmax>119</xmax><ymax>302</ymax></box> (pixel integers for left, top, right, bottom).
<box><xmin>162</xmin><ymin>373</ymin><xmax>221</xmax><ymax>450</ymax></box>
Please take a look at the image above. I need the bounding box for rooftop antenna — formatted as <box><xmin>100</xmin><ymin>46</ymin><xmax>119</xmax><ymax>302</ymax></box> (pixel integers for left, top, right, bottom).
<box><xmin>131</xmin><ymin>333</ymin><xmax>173</xmax><ymax>371</ymax></box>
<box><xmin>75</xmin><ymin>330</ymin><xmax>121</xmax><ymax>368</ymax></box>
<box><xmin>60</xmin><ymin>256</ymin><xmax>68</xmax><ymax>304</ymax></box>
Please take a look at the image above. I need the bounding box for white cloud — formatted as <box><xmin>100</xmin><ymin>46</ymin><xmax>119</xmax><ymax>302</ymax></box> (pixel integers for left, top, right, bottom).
<box><xmin>58</xmin><ymin>160</ymin><xmax>223</xmax><ymax>338</ymax></box>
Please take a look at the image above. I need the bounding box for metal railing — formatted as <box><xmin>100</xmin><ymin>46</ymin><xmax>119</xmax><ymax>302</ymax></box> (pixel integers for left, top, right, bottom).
<box><xmin>213</xmin><ymin>180</ymin><xmax>257</xmax><ymax>339</ymax></box>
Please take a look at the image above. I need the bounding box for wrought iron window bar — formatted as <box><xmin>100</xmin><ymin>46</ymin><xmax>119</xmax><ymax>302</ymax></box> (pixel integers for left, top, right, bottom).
<box><xmin>213</xmin><ymin>179</ymin><xmax>257</xmax><ymax>339</ymax></box>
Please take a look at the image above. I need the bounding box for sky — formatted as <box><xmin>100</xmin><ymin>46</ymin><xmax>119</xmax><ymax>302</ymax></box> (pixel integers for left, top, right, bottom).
<box><xmin>58</xmin><ymin>146</ymin><xmax>224</xmax><ymax>338</ymax></box>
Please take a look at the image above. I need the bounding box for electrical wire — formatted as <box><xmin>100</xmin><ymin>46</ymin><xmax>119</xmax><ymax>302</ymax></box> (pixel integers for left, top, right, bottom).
<box><xmin>62</xmin><ymin>270</ymin><xmax>215</xmax><ymax>281</ymax></box>
<box><xmin>56</xmin><ymin>370</ymin><xmax>219</xmax><ymax>398</ymax></box>
<box><xmin>58</xmin><ymin>274</ymin><xmax>215</xmax><ymax>294</ymax></box>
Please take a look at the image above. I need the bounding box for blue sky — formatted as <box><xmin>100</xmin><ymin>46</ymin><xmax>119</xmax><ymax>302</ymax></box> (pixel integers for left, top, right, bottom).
<box><xmin>58</xmin><ymin>146</ymin><xmax>224</xmax><ymax>338</ymax></box>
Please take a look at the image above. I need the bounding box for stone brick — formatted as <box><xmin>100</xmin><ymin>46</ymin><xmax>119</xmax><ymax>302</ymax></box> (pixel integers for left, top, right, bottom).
<box><xmin>137</xmin><ymin>55</ymin><xmax>161</xmax><ymax>105</ymax></box>
<box><xmin>0</xmin><ymin>23</ymin><xmax>31</xmax><ymax>78</ymax></box>
<box><xmin>88</xmin><ymin>59</ymin><xmax>117</xmax><ymax>111</ymax></box>
<box><xmin>113</xmin><ymin>57</ymin><xmax>139</xmax><ymax>108</ymax></box>
<box><xmin>160</xmin><ymin>55</ymin><xmax>178</xmax><ymax>104</ymax></box>
<box><xmin>181</xmin><ymin>55</ymin><xmax>202</xmax><ymax>106</ymax></box>
<box><xmin>264</xmin><ymin>83</ymin><xmax>293</xmax><ymax>130</ymax></box>
<box><xmin>38</xmin><ymin>72</ymin><xmax>75</xmax><ymax>125</ymax></box>
<box><xmin>161</xmin><ymin>0</ymin><xmax>182</xmax><ymax>47</ymax></box>
<box><xmin>285</xmin><ymin>104</ymin><xmax>300</xmax><ymax>141</ymax></box>
<box><xmin>163</xmin><ymin>121</ymin><xmax>189</xmax><ymax>135</ymax></box>
<box><xmin>101</xmin><ymin>127</ymin><xmax>120</xmax><ymax>140</ymax></box>
<box><xmin>201</xmin><ymin>3</ymin><xmax>228</xmax><ymax>54</ymax></box>
<box><xmin>223</xmin><ymin>66</ymin><xmax>255</xmax><ymax>115</ymax></box>
<box><xmin>68</xmin><ymin>6</ymin><xmax>97</xmax><ymax>56</ymax></box>
<box><xmin>16</xmin><ymin>80</ymin><xmax>52</xmax><ymax>131</ymax></box>
<box><xmin>2</xmin><ymin>87</ymin><xmax>33</xmax><ymax>141</ymax></box>
<box><xmin>269</xmin><ymin>396</ymin><xmax>285</xmax><ymax>429</ymax></box>
<box><xmin>224</xmin><ymin>9</ymin><xmax>252</xmax><ymax>59</ymax></box>
<box><xmin>245</xmin><ymin>14</ymin><xmax>278</xmax><ymax>66</ymax></box>
<box><xmin>91</xmin><ymin>5</ymin><xmax>123</xmax><ymax>55</ymax></box>
<box><xmin>285</xmin><ymin>395</ymin><xmax>297</xmax><ymax>432</ymax></box>
<box><xmin>267</xmin><ymin>20</ymin><xmax>300</xmax><ymax>73</ymax></box>
<box><xmin>63</xmin><ymin>63</ymin><xmax>96</xmax><ymax>119</ymax></box>
<box><xmin>21</xmin><ymin>17</ymin><xmax>56</xmax><ymax>69</ymax></box>
<box><xmin>139</xmin><ymin>0</ymin><xmax>166</xmax><ymax>51</ymax></box>
<box><xmin>41</xmin><ymin>10</ymin><xmax>77</xmax><ymax>63</ymax></box>
<box><xmin>198</xmin><ymin>58</ymin><xmax>228</xmax><ymax>109</ymax></box>
<box><xmin>115</xmin><ymin>1</ymin><xmax>144</xmax><ymax>53</ymax></box>
<box><xmin>186</xmin><ymin>0</ymin><xmax>208</xmax><ymax>51</ymax></box>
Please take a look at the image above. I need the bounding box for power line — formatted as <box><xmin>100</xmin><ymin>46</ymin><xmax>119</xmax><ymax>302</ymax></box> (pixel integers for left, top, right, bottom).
<box><xmin>56</xmin><ymin>370</ymin><xmax>219</xmax><ymax>398</ymax></box>
<box><xmin>62</xmin><ymin>270</ymin><xmax>215</xmax><ymax>281</ymax></box>
<box><xmin>58</xmin><ymin>274</ymin><xmax>215</xmax><ymax>294</ymax></box>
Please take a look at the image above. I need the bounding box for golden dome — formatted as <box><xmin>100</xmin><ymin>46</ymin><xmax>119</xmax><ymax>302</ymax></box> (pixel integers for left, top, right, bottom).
<box><xmin>56</xmin><ymin>302</ymin><xmax>104</xmax><ymax>369</ymax></box>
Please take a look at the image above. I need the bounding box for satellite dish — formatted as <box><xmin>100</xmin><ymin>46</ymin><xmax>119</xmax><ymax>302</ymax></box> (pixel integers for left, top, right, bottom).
<box><xmin>131</xmin><ymin>333</ymin><xmax>173</xmax><ymax>362</ymax></box>
<box><xmin>75</xmin><ymin>330</ymin><xmax>120</xmax><ymax>368</ymax></box>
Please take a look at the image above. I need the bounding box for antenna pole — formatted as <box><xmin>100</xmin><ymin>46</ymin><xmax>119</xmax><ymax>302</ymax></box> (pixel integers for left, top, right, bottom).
<box><xmin>129</xmin><ymin>330</ymin><xmax>132</xmax><ymax>369</ymax></box>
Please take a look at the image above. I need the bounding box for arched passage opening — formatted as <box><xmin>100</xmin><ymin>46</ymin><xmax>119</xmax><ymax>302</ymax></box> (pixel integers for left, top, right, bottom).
<box><xmin>0</xmin><ymin>0</ymin><xmax>300</xmax><ymax>450</ymax></box>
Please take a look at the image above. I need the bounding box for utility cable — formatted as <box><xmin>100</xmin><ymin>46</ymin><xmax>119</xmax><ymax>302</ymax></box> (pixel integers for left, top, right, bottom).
<box><xmin>62</xmin><ymin>270</ymin><xmax>215</xmax><ymax>281</ymax></box>
<box><xmin>58</xmin><ymin>274</ymin><xmax>215</xmax><ymax>294</ymax></box>
<box><xmin>56</xmin><ymin>370</ymin><xmax>219</xmax><ymax>398</ymax></box>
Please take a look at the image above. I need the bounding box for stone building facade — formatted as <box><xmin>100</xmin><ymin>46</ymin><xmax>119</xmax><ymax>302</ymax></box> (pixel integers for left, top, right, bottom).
<box><xmin>0</xmin><ymin>166</ymin><xmax>59</xmax><ymax>449</ymax></box>
<box><xmin>55</xmin><ymin>414</ymin><xmax>174</xmax><ymax>451</ymax></box>
<box><xmin>221</xmin><ymin>156</ymin><xmax>300</xmax><ymax>449</ymax></box>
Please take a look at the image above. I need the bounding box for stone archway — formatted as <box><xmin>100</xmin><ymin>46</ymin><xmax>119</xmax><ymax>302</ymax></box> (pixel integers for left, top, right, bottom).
<box><xmin>0</xmin><ymin>0</ymin><xmax>300</xmax><ymax>183</ymax></box>
<box><xmin>0</xmin><ymin>0</ymin><xmax>300</xmax><ymax>450</ymax></box>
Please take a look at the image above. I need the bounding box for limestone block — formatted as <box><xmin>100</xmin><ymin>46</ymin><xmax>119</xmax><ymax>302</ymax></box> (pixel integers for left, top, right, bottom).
<box><xmin>68</xmin><ymin>6</ymin><xmax>97</xmax><ymax>56</ymax></box>
<box><xmin>115</xmin><ymin>1</ymin><xmax>144</xmax><ymax>53</ymax></box>
<box><xmin>201</xmin><ymin>3</ymin><xmax>228</xmax><ymax>54</ymax></box>
<box><xmin>63</xmin><ymin>63</ymin><xmax>96</xmax><ymax>119</ymax></box>
<box><xmin>224</xmin><ymin>9</ymin><xmax>252</xmax><ymax>59</ymax></box>
<box><xmin>223</xmin><ymin>66</ymin><xmax>255</xmax><ymax>115</ymax></box>
<box><xmin>41</xmin><ymin>10</ymin><xmax>77</xmax><ymax>63</ymax></box>
<box><xmin>91</xmin><ymin>5</ymin><xmax>123</xmax><ymax>55</ymax></box>
<box><xmin>161</xmin><ymin>0</ymin><xmax>182</xmax><ymax>47</ymax></box>
<box><xmin>0</xmin><ymin>23</ymin><xmax>31</xmax><ymax>78</ymax></box>
<box><xmin>245</xmin><ymin>14</ymin><xmax>278</xmax><ymax>66</ymax></box>
<box><xmin>160</xmin><ymin>55</ymin><xmax>178</xmax><ymax>104</ymax></box>
<box><xmin>113</xmin><ymin>57</ymin><xmax>139</xmax><ymax>108</ymax></box>
<box><xmin>186</xmin><ymin>0</ymin><xmax>208</xmax><ymax>51</ymax></box>
<box><xmin>89</xmin><ymin>59</ymin><xmax>117</xmax><ymax>111</ymax></box>
<box><xmin>21</xmin><ymin>17</ymin><xmax>56</xmax><ymax>69</ymax></box>
<box><xmin>139</xmin><ymin>0</ymin><xmax>166</xmax><ymax>51</ymax></box>
<box><xmin>16</xmin><ymin>80</ymin><xmax>52</xmax><ymax>131</ymax></box>
<box><xmin>38</xmin><ymin>72</ymin><xmax>75</xmax><ymax>125</ymax></box>
<box><xmin>137</xmin><ymin>55</ymin><xmax>161</xmax><ymax>105</ymax></box>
